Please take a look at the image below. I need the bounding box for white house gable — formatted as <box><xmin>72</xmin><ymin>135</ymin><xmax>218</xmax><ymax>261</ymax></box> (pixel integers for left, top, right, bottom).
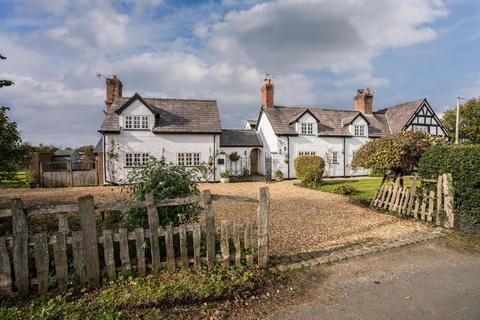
<box><xmin>118</xmin><ymin>99</ymin><xmax>154</xmax><ymax>130</ymax></box>
<box><xmin>349</xmin><ymin>116</ymin><xmax>369</xmax><ymax>137</ymax></box>
<box><xmin>295</xmin><ymin>111</ymin><xmax>318</xmax><ymax>135</ymax></box>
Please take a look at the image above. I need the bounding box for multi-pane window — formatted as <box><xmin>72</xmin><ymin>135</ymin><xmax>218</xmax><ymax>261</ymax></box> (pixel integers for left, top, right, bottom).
<box><xmin>301</xmin><ymin>123</ymin><xmax>313</xmax><ymax>135</ymax></box>
<box><xmin>354</xmin><ymin>125</ymin><xmax>365</xmax><ymax>136</ymax></box>
<box><xmin>332</xmin><ymin>151</ymin><xmax>339</xmax><ymax>164</ymax></box>
<box><xmin>125</xmin><ymin>116</ymin><xmax>149</xmax><ymax>129</ymax></box>
<box><xmin>125</xmin><ymin>153</ymin><xmax>150</xmax><ymax>167</ymax></box>
<box><xmin>298</xmin><ymin>151</ymin><xmax>316</xmax><ymax>156</ymax></box>
<box><xmin>177</xmin><ymin>153</ymin><xmax>201</xmax><ymax>166</ymax></box>
<box><xmin>413</xmin><ymin>125</ymin><xmax>428</xmax><ymax>133</ymax></box>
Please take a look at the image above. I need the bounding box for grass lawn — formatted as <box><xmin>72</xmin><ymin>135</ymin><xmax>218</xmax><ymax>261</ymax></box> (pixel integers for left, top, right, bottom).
<box><xmin>320</xmin><ymin>178</ymin><xmax>383</xmax><ymax>202</ymax></box>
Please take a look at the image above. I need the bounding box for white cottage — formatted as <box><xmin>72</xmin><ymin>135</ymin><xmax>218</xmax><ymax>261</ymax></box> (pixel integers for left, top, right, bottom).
<box><xmin>254</xmin><ymin>79</ymin><xmax>447</xmax><ymax>179</ymax></box>
<box><xmin>97</xmin><ymin>76</ymin><xmax>447</xmax><ymax>184</ymax></box>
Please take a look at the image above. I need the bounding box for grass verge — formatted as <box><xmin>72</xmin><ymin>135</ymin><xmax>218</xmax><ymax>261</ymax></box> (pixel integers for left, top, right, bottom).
<box><xmin>0</xmin><ymin>265</ymin><xmax>282</xmax><ymax>320</ymax></box>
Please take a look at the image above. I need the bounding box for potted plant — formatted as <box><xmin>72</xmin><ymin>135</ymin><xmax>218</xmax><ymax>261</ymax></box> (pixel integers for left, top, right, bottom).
<box><xmin>228</xmin><ymin>152</ymin><xmax>240</xmax><ymax>162</ymax></box>
<box><xmin>274</xmin><ymin>170</ymin><xmax>284</xmax><ymax>181</ymax></box>
<box><xmin>220</xmin><ymin>170</ymin><xmax>230</xmax><ymax>183</ymax></box>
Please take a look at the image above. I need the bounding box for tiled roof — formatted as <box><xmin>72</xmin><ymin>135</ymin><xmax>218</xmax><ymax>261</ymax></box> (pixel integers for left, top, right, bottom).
<box><xmin>220</xmin><ymin>129</ymin><xmax>263</xmax><ymax>147</ymax></box>
<box><xmin>99</xmin><ymin>94</ymin><xmax>221</xmax><ymax>134</ymax></box>
<box><xmin>262</xmin><ymin>100</ymin><xmax>423</xmax><ymax>137</ymax></box>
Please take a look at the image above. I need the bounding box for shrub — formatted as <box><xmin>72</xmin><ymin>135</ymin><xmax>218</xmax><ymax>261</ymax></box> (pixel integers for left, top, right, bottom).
<box><xmin>294</xmin><ymin>155</ymin><xmax>325</xmax><ymax>186</ymax></box>
<box><xmin>220</xmin><ymin>170</ymin><xmax>229</xmax><ymax>178</ymax></box>
<box><xmin>352</xmin><ymin>131</ymin><xmax>443</xmax><ymax>176</ymax></box>
<box><xmin>418</xmin><ymin>145</ymin><xmax>480</xmax><ymax>229</ymax></box>
<box><xmin>122</xmin><ymin>159</ymin><xmax>200</xmax><ymax>228</ymax></box>
<box><xmin>274</xmin><ymin>170</ymin><xmax>284</xmax><ymax>179</ymax></box>
<box><xmin>332</xmin><ymin>184</ymin><xmax>356</xmax><ymax>195</ymax></box>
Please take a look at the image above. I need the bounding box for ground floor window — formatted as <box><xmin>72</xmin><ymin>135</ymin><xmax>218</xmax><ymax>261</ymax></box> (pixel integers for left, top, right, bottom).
<box><xmin>298</xmin><ymin>151</ymin><xmax>316</xmax><ymax>156</ymax></box>
<box><xmin>125</xmin><ymin>153</ymin><xmax>150</xmax><ymax>167</ymax></box>
<box><xmin>177</xmin><ymin>153</ymin><xmax>201</xmax><ymax>166</ymax></box>
<box><xmin>332</xmin><ymin>151</ymin><xmax>339</xmax><ymax>164</ymax></box>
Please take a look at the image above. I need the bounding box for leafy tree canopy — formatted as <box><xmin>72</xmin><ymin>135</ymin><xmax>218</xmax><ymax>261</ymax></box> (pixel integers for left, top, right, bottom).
<box><xmin>441</xmin><ymin>97</ymin><xmax>480</xmax><ymax>144</ymax></box>
<box><xmin>0</xmin><ymin>107</ymin><xmax>31</xmax><ymax>180</ymax></box>
<box><xmin>352</xmin><ymin>131</ymin><xmax>443</xmax><ymax>176</ymax></box>
<box><xmin>0</xmin><ymin>53</ymin><xmax>14</xmax><ymax>88</ymax></box>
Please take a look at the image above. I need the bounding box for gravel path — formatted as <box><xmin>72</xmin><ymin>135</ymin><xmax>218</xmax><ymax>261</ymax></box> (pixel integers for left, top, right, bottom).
<box><xmin>0</xmin><ymin>181</ymin><xmax>430</xmax><ymax>256</ymax></box>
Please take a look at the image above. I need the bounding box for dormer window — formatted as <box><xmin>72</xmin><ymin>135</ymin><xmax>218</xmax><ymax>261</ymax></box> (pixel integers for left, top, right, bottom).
<box><xmin>125</xmin><ymin>115</ymin><xmax>149</xmax><ymax>129</ymax></box>
<box><xmin>354</xmin><ymin>125</ymin><xmax>365</xmax><ymax>136</ymax></box>
<box><xmin>301</xmin><ymin>123</ymin><xmax>313</xmax><ymax>135</ymax></box>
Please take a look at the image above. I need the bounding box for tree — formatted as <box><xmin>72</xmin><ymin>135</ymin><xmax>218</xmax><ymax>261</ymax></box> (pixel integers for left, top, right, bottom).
<box><xmin>441</xmin><ymin>98</ymin><xmax>480</xmax><ymax>144</ymax></box>
<box><xmin>0</xmin><ymin>107</ymin><xmax>31</xmax><ymax>180</ymax></box>
<box><xmin>76</xmin><ymin>145</ymin><xmax>94</xmax><ymax>155</ymax></box>
<box><xmin>0</xmin><ymin>55</ymin><xmax>30</xmax><ymax>180</ymax></box>
<box><xmin>351</xmin><ymin>131</ymin><xmax>442</xmax><ymax>181</ymax></box>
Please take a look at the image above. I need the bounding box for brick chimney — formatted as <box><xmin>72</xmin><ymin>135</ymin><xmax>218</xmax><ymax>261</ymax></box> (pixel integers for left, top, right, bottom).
<box><xmin>354</xmin><ymin>88</ymin><xmax>373</xmax><ymax>114</ymax></box>
<box><xmin>105</xmin><ymin>75</ymin><xmax>123</xmax><ymax>113</ymax></box>
<box><xmin>261</xmin><ymin>78</ymin><xmax>274</xmax><ymax>108</ymax></box>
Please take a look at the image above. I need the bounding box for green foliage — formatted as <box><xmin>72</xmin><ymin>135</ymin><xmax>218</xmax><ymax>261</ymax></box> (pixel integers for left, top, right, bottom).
<box><xmin>294</xmin><ymin>155</ymin><xmax>325</xmax><ymax>187</ymax></box>
<box><xmin>0</xmin><ymin>54</ymin><xmax>14</xmax><ymax>88</ymax></box>
<box><xmin>274</xmin><ymin>170</ymin><xmax>284</xmax><ymax>179</ymax></box>
<box><xmin>331</xmin><ymin>184</ymin><xmax>356</xmax><ymax>195</ymax></box>
<box><xmin>0</xmin><ymin>266</ymin><xmax>275</xmax><ymax>319</ymax></box>
<box><xmin>442</xmin><ymin>98</ymin><xmax>480</xmax><ymax>144</ymax></box>
<box><xmin>352</xmin><ymin>131</ymin><xmax>442</xmax><ymax>175</ymax></box>
<box><xmin>121</xmin><ymin>159</ymin><xmax>200</xmax><ymax>228</ymax></box>
<box><xmin>76</xmin><ymin>145</ymin><xmax>95</xmax><ymax>156</ymax></box>
<box><xmin>0</xmin><ymin>107</ymin><xmax>31</xmax><ymax>181</ymax></box>
<box><xmin>418</xmin><ymin>144</ymin><xmax>480</xmax><ymax>229</ymax></box>
<box><xmin>220</xmin><ymin>170</ymin><xmax>229</xmax><ymax>178</ymax></box>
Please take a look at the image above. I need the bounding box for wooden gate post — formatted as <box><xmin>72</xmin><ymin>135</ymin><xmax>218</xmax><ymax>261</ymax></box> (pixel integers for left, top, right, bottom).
<box><xmin>257</xmin><ymin>187</ymin><xmax>270</xmax><ymax>268</ymax></box>
<box><xmin>78</xmin><ymin>195</ymin><xmax>100</xmax><ymax>288</ymax></box>
<box><xmin>145</xmin><ymin>193</ymin><xmax>161</xmax><ymax>274</ymax></box>
<box><xmin>203</xmin><ymin>190</ymin><xmax>216</xmax><ymax>263</ymax></box>
<box><xmin>11</xmin><ymin>198</ymin><xmax>29</xmax><ymax>294</ymax></box>
<box><xmin>436</xmin><ymin>175</ymin><xmax>443</xmax><ymax>225</ymax></box>
<box><xmin>443</xmin><ymin>173</ymin><xmax>454</xmax><ymax>228</ymax></box>
<box><xmin>406</xmin><ymin>176</ymin><xmax>417</xmax><ymax>216</ymax></box>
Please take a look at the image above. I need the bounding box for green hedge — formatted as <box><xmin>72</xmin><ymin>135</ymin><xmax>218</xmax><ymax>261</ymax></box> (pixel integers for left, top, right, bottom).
<box><xmin>418</xmin><ymin>145</ymin><xmax>480</xmax><ymax>229</ymax></box>
<box><xmin>294</xmin><ymin>155</ymin><xmax>325</xmax><ymax>186</ymax></box>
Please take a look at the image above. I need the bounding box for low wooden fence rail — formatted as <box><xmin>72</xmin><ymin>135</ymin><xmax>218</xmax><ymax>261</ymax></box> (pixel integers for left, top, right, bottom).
<box><xmin>0</xmin><ymin>188</ymin><xmax>270</xmax><ymax>297</ymax></box>
<box><xmin>370</xmin><ymin>174</ymin><xmax>454</xmax><ymax>228</ymax></box>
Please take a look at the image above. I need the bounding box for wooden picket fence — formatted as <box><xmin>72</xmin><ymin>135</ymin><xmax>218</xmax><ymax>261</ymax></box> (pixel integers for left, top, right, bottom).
<box><xmin>0</xmin><ymin>188</ymin><xmax>270</xmax><ymax>296</ymax></box>
<box><xmin>370</xmin><ymin>174</ymin><xmax>454</xmax><ymax>228</ymax></box>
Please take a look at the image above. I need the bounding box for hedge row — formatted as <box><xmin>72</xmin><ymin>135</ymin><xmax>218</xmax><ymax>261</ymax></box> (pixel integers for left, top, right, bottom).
<box><xmin>418</xmin><ymin>145</ymin><xmax>480</xmax><ymax>229</ymax></box>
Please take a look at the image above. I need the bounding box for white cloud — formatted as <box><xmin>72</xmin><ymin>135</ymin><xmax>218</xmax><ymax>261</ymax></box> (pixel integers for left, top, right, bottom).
<box><xmin>207</xmin><ymin>0</ymin><xmax>447</xmax><ymax>74</ymax></box>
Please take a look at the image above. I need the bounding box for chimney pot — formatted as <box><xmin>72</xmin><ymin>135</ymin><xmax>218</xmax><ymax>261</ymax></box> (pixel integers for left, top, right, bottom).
<box><xmin>261</xmin><ymin>78</ymin><xmax>274</xmax><ymax>108</ymax></box>
<box><xmin>354</xmin><ymin>88</ymin><xmax>373</xmax><ymax>114</ymax></box>
<box><xmin>105</xmin><ymin>75</ymin><xmax>123</xmax><ymax>113</ymax></box>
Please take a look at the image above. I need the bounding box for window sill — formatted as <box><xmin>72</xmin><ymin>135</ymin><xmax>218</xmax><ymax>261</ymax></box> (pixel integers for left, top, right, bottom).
<box><xmin>123</xmin><ymin>129</ymin><xmax>151</xmax><ymax>131</ymax></box>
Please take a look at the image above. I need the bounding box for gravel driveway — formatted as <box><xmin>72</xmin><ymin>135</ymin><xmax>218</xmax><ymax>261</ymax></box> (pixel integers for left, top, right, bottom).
<box><xmin>1</xmin><ymin>181</ymin><xmax>430</xmax><ymax>256</ymax></box>
<box><xmin>200</xmin><ymin>180</ymin><xmax>430</xmax><ymax>256</ymax></box>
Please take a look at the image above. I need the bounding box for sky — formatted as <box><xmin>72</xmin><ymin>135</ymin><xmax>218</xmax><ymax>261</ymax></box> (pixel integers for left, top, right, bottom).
<box><xmin>1</xmin><ymin>0</ymin><xmax>480</xmax><ymax>147</ymax></box>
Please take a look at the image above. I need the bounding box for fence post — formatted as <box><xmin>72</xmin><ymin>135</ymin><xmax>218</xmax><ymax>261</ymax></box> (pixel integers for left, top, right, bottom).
<box><xmin>34</xmin><ymin>233</ymin><xmax>49</xmax><ymax>294</ymax></box>
<box><xmin>0</xmin><ymin>237</ymin><xmax>12</xmax><ymax>295</ymax></box>
<box><xmin>78</xmin><ymin>195</ymin><xmax>100</xmax><ymax>288</ymax></box>
<box><xmin>53</xmin><ymin>232</ymin><xmax>68</xmax><ymax>291</ymax></box>
<box><xmin>203</xmin><ymin>190</ymin><xmax>216</xmax><ymax>263</ymax></box>
<box><xmin>436</xmin><ymin>175</ymin><xmax>443</xmax><ymax>225</ymax></box>
<box><xmin>57</xmin><ymin>214</ymin><xmax>69</xmax><ymax>233</ymax></box>
<box><xmin>407</xmin><ymin>176</ymin><xmax>417</xmax><ymax>215</ymax></box>
<box><xmin>443</xmin><ymin>173</ymin><xmax>454</xmax><ymax>228</ymax></box>
<box><xmin>145</xmin><ymin>193</ymin><xmax>161</xmax><ymax>275</ymax></box>
<box><xmin>257</xmin><ymin>187</ymin><xmax>270</xmax><ymax>268</ymax></box>
<box><xmin>11</xmin><ymin>198</ymin><xmax>29</xmax><ymax>294</ymax></box>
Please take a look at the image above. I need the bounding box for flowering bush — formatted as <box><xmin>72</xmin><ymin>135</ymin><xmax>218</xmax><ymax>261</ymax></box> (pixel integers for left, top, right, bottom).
<box><xmin>352</xmin><ymin>131</ymin><xmax>443</xmax><ymax>176</ymax></box>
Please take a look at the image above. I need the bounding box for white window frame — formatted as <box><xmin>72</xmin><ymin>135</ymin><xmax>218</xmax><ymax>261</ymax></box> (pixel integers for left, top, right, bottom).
<box><xmin>177</xmin><ymin>152</ymin><xmax>201</xmax><ymax>166</ymax></box>
<box><xmin>300</xmin><ymin>123</ymin><xmax>313</xmax><ymax>135</ymax></box>
<box><xmin>413</xmin><ymin>125</ymin><xmax>428</xmax><ymax>133</ymax></box>
<box><xmin>354</xmin><ymin>125</ymin><xmax>365</xmax><ymax>136</ymax></box>
<box><xmin>125</xmin><ymin>115</ymin><xmax>149</xmax><ymax>130</ymax></box>
<box><xmin>125</xmin><ymin>153</ymin><xmax>150</xmax><ymax>167</ymax></box>
<box><xmin>332</xmin><ymin>151</ymin><xmax>339</xmax><ymax>164</ymax></box>
<box><xmin>298</xmin><ymin>151</ymin><xmax>316</xmax><ymax>156</ymax></box>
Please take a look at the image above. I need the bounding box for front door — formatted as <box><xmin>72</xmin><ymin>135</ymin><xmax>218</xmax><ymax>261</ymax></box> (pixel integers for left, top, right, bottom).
<box><xmin>250</xmin><ymin>149</ymin><xmax>259</xmax><ymax>174</ymax></box>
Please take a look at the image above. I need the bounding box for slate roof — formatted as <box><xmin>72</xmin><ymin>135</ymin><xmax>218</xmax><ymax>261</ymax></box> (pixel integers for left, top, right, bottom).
<box><xmin>262</xmin><ymin>100</ymin><xmax>423</xmax><ymax>137</ymax></box>
<box><xmin>220</xmin><ymin>129</ymin><xmax>263</xmax><ymax>147</ymax></box>
<box><xmin>99</xmin><ymin>94</ymin><xmax>221</xmax><ymax>134</ymax></box>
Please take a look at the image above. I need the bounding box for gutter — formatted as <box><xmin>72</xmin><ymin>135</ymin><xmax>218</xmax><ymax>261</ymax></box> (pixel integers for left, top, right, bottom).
<box><xmin>343</xmin><ymin>137</ymin><xmax>346</xmax><ymax>177</ymax></box>
<box><xmin>213</xmin><ymin>134</ymin><xmax>216</xmax><ymax>182</ymax></box>
<box><xmin>287</xmin><ymin>136</ymin><xmax>290</xmax><ymax>179</ymax></box>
